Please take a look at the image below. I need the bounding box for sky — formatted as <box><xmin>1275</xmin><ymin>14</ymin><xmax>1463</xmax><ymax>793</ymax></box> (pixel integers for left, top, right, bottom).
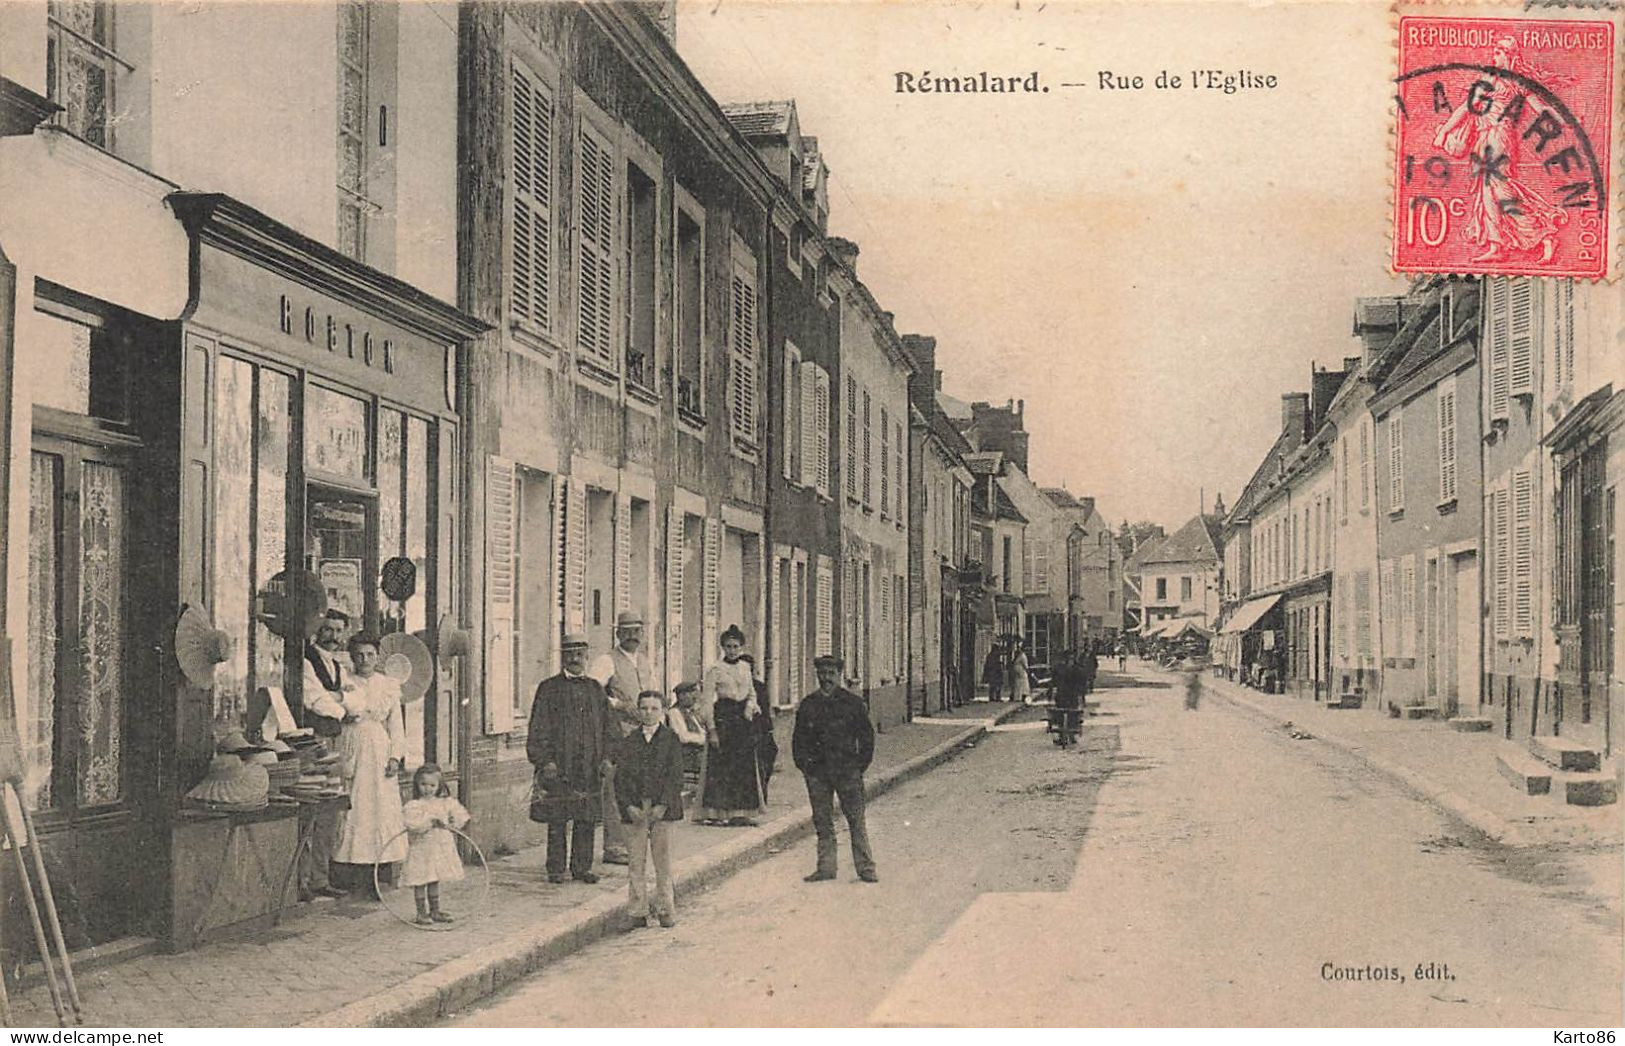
<box><xmin>675</xmin><ymin>0</ymin><xmax>1411</xmax><ymax>532</ymax></box>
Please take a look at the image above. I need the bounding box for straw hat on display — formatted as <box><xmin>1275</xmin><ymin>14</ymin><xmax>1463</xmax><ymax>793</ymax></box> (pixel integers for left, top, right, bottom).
<box><xmin>185</xmin><ymin>754</ymin><xmax>270</xmax><ymax>812</ymax></box>
<box><xmin>175</xmin><ymin>606</ymin><xmax>234</xmax><ymax>689</ymax></box>
<box><xmin>379</xmin><ymin>631</ymin><xmax>434</xmax><ymax>702</ymax></box>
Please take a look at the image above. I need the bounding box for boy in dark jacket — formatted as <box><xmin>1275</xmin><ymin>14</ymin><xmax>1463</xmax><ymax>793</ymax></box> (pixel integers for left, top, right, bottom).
<box><xmin>616</xmin><ymin>690</ymin><xmax>685</xmax><ymax>927</ymax></box>
<box><xmin>792</xmin><ymin>654</ymin><xmax>877</xmax><ymax>883</ymax></box>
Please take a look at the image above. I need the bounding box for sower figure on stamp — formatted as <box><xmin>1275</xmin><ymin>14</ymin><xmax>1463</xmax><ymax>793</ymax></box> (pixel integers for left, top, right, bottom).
<box><xmin>589</xmin><ymin>610</ymin><xmax>652</xmax><ymax>867</ymax></box>
<box><xmin>527</xmin><ymin>633</ymin><xmax>616</xmax><ymax>884</ymax></box>
<box><xmin>793</xmin><ymin>654</ymin><xmax>878</xmax><ymax>884</ymax></box>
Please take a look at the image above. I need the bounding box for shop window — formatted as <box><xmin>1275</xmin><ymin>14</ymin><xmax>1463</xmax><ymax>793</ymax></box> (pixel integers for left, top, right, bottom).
<box><xmin>377</xmin><ymin>409</ymin><xmax>434</xmax><ymax>762</ymax></box>
<box><xmin>674</xmin><ymin>203</ymin><xmax>704</xmax><ymax>421</ymax></box>
<box><xmin>623</xmin><ymin>162</ymin><xmax>657</xmax><ymax>393</ymax></box>
<box><xmin>45</xmin><ymin>0</ymin><xmax>132</xmax><ymax>151</ymax></box>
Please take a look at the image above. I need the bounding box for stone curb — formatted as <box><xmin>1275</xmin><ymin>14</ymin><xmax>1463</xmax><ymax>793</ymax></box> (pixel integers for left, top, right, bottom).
<box><xmin>1201</xmin><ymin>676</ymin><xmax>1530</xmax><ymax>848</ymax></box>
<box><xmin>305</xmin><ymin>704</ymin><xmax>1025</xmax><ymax>1028</ymax></box>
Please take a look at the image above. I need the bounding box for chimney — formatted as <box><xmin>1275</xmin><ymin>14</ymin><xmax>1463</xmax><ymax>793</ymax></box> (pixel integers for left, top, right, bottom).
<box><xmin>881</xmin><ymin>311</ymin><xmax>895</xmax><ymax>330</ymax></box>
<box><xmin>1281</xmin><ymin>392</ymin><xmax>1309</xmax><ymax>445</ymax></box>
<box><xmin>934</xmin><ymin>371</ymin><xmax>943</xmax><ymax>391</ymax></box>
<box><xmin>1017</xmin><ymin>399</ymin><xmax>1024</xmax><ymax>421</ymax></box>
<box><xmin>828</xmin><ymin>237</ymin><xmax>859</xmax><ymax>273</ymax></box>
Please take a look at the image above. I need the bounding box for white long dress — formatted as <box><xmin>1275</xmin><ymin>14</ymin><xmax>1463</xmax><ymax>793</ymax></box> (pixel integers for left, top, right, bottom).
<box><xmin>333</xmin><ymin>672</ymin><xmax>409</xmax><ymax>865</ymax></box>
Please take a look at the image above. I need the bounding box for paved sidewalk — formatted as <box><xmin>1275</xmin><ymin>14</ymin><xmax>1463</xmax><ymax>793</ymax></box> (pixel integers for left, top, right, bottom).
<box><xmin>1182</xmin><ymin>665</ymin><xmax>1622</xmax><ymax>850</ymax></box>
<box><xmin>6</xmin><ymin>704</ymin><xmax>1022</xmax><ymax>1029</ymax></box>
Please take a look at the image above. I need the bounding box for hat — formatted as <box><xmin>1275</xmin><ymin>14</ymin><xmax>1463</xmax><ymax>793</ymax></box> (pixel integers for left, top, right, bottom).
<box><xmin>615</xmin><ymin>611</ymin><xmax>643</xmax><ymax>628</ymax></box>
<box><xmin>813</xmin><ymin>653</ymin><xmax>844</xmax><ymax>669</ymax></box>
<box><xmin>185</xmin><ymin>753</ymin><xmax>270</xmax><ymax>810</ymax></box>
<box><xmin>175</xmin><ymin>606</ymin><xmax>234</xmax><ymax>689</ymax></box>
<box><xmin>673</xmin><ymin>681</ymin><xmax>700</xmax><ymax>694</ymax></box>
<box><xmin>380</xmin><ymin>630</ymin><xmax>434</xmax><ymax>702</ymax></box>
<box><xmin>216</xmin><ymin>728</ymin><xmax>273</xmax><ymax>755</ymax></box>
<box><xmin>561</xmin><ymin>632</ymin><xmax>589</xmax><ymax>650</ymax></box>
<box><xmin>436</xmin><ymin>613</ymin><xmax>471</xmax><ymax>658</ymax></box>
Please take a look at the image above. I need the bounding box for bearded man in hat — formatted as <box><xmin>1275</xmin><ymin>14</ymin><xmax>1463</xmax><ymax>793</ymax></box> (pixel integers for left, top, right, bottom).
<box><xmin>792</xmin><ymin>654</ymin><xmax>877</xmax><ymax>883</ymax></box>
<box><xmin>528</xmin><ymin>634</ymin><xmax>616</xmax><ymax>883</ymax></box>
<box><xmin>588</xmin><ymin>610</ymin><xmax>651</xmax><ymax>866</ymax></box>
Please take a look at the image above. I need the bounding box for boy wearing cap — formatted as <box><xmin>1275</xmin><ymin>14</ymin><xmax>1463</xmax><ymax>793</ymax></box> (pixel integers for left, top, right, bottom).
<box><xmin>588</xmin><ymin>611</ymin><xmax>651</xmax><ymax>866</ymax></box>
<box><xmin>792</xmin><ymin>654</ymin><xmax>878</xmax><ymax>883</ymax></box>
<box><xmin>615</xmin><ymin>691</ymin><xmax>685</xmax><ymax>928</ymax></box>
<box><xmin>527</xmin><ymin>634</ymin><xmax>616</xmax><ymax>884</ymax></box>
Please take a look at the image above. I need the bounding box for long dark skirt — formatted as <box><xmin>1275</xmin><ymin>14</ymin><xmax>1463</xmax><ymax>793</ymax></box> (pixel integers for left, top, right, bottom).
<box><xmin>699</xmin><ymin>699</ymin><xmax>764</xmax><ymax>818</ymax></box>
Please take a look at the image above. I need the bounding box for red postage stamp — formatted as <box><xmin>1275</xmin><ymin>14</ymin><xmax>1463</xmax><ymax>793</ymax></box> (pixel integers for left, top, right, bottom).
<box><xmin>1393</xmin><ymin>16</ymin><xmax>1616</xmax><ymax>279</ymax></box>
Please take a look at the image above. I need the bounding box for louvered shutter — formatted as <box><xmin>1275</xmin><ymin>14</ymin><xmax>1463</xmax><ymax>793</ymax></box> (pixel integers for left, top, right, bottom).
<box><xmin>896</xmin><ymin>420</ymin><xmax>905</xmax><ymax>520</ymax></box>
<box><xmin>614</xmin><ymin>493</ymin><xmax>632</xmax><ymax>614</ymax></box>
<box><xmin>702</xmin><ymin>517</ymin><xmax>722</xmax><ymax>655</ymax></box>
<box><xmin>880</xmin><ymin>407</ymin><xmax>890</xmax><ymax>513</ymax></box>
<box><xmin>664</xmin><ymin>507</ymin><xmax>685</xmax><ymax>686</ymax></box>
<box><xmin>782</xmin><ymin>346</ymin><xmax>798</xmax><ymax>480</ymax></box>
<box><xmin>815</xmin><ymin>557</ymin><xmax>834</xmax><ymax>658</ymax></box>
<box><xmin>1508</xmin><ymin>278</ymin><xmax>1534</xmax><ymax>397</ymax></box>
<box><xmin>800</xmin><ymin>364</ymin><xmax>818</xmax><ymax>488</ymax></box>
<box><xmin>1387</xmin><ymin>411</ymin><xmax>1404</xmax><ymax>511</ymax></box>
<box><xmin>814</xmin><ymin>369</ymin><xmax>831</xmax><ymax>495</ymax></box>
<box><xmin>862</xmin><ymin>391</ymin><xmax>872</xmax><ymax>506</ymax></box>
<box><xmin>484</xmin><ymin>457</ymin><xmax>518</xmax><ymax>734</ymax></box>
<box><xmin>510</xmin><ymin>61</ymin><xmax>552</xmax><ymax>331</ymax></box>
<box><xmin>730</xmin><ymin>269</ymin><xmax>758</xmax><ymax>445</ymax></box>
<box><xmin>845</xmin><ymin>376</ymin><xmax>857</xmax><ymax>499</ymax></box>
<box><xmin>563</xmin><ymin>479</ymin><xmax>588</xmax><ymax>632</ymax></box>
<box><xmin>1359</xmin><ymin>419</ymin><xmax>1371</xmax><ymax>509</ymax></box>
<box><xmin>1355</xmin><ymin>569</ymin><xmax>1372</xmax><ymax>657</ymax></box>
<box><xmin>772</xmin><ymin>560</ymin><xmax>787</xmax><ymax>705</ymax></box>
<box><xmin>1559</xmin><ymin>280</ymin><xmax>1575</xmax><ymax>388</ymax></box>
<box><xmin>577</xmin><ymin>124</ymin><xmax>616</xmax><ymax>366</ymax></box>
<box><xmin>1437</xmin><ymin>379</ymin><xmax>1457</xmax><ymax>503</ymax></box>
<box><xmin>1512</xmin><ymin>469</ymin><xmax>1534</xmax><ymax>637</ymax></box>
<box><xmin>790</xmin><ymin>564</ymin><xmax>805</xmax><ymax>701</ymax></box>
<box><xmin>1399</xmin><ymin>557</ymin><xmax>1416</xmax><ymax>658</ymax></box>
<box><xmin>1492</xmin><ymin>485</ymin><xmax>1511</xmax><ymax>639</ymax></box>
<box><xmin>1379</xmin><ymin>560</ymin><xmax>1396</xmax><ymax>651</ymax></box>
<box><xmin>1488</xmin><ymin>278</ymin><xmax>1510</xmax><ymax>419</ymax></box>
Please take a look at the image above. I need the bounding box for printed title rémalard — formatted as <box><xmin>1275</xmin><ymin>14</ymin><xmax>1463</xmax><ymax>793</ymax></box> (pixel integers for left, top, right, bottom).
<box><xmin>894</xmin><ymin>71</ymin><xmax>1045</xmax><ymax>93</ymax></box>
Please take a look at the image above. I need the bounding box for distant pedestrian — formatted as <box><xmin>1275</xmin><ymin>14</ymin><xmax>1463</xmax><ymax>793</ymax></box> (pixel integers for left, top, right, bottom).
<box><xmin>399</xmin><ymin>763</ymin><xmax>470</xmax><ymax>925</ymax></box>
<box><xmin>697</xmin><ymin>625</ymin><xmax>766</xmax><ymax>826</ymax></box>
<box><xmin>982</xmin><ymin>647</ymin><xmax>1005</xmax><ymax>703</ymax></box>
<box><xmin>1010</xmin><ymin>644</ymin><xmax>1032</xmax><ymax>705</ymax></box>
<box><xmin>793</xmin><ymin>655</ymin><xmax>877</xmax><ymax>883</ymax></box>
<box><xmin>616</xmin><ymin>691</ymin><xmax>685</xmax><ymax>929</ymax></box>
<box><xmin>527</xmin><ymin>633</ymin><xmax>615</xmax><ymax>884</ymax></box>
<box><xmin>1082</xmin><ymin>642</ymin><xmax>1099</xmax><ymax>696</ymax></box>
<box><xmin>1116</xmin><ymin>643</ymin><xmax>1127</xmax><ymax>673</ymax></box>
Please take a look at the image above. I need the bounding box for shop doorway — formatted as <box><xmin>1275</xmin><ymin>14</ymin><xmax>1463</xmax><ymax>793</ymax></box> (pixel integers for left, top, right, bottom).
<box><xmin>305</xmin><ymin>485</ymin><xmax>377</xmax><ymax>634</ymax></box>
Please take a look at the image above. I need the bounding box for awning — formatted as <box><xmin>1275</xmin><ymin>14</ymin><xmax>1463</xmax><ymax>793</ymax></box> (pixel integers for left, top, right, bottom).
<box><xmin>1221</xmin><ymin>594</ymin><xmax>1282</xmax><ymax>634</ymax></box>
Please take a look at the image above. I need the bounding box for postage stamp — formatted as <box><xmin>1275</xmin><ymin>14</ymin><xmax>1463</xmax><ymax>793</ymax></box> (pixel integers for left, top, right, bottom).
<box><xmin>1392</xmin><ymin>15</ymin><xmax>1616</xmax><ymax>279</ymax></box>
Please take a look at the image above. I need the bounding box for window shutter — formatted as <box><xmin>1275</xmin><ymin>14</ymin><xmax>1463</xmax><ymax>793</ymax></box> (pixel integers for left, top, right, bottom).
<box><xmin>1508</xmin><ymin>278</ymin><xmax>1534</xmax><ymax>396</ymax></box>
<box><xmin>664</xmin><ymin>507</ymin><xmax>685</xmax><ymax>685</ymax></box>
<box><xmin>484</xmin><ymin>457</ymin><xmax>518</xmax><ymax>734</ymax></box>
<box><xmin>862</xmin><ymin>390</ymin><xmax>872</xmax><ymax>506</ymax></box>
<box><xmin>1399</xmin><ymin>556</ymin><xmax>1416</xmax><ymax>658</ymax></box>
<box><xmin>1379</xmin><ymin>560</ymin><xmax>1395</xmax><ymax>651</ymax></box>
<box><xmin>1512</xmin><ymin>468</ymin><xmax>1534</xmax><ymax>637</ymax></box>
<box><xmin>1488</xmin><ymin>278</ymin><xmax>1510</xmax><ymax>419</ymax></box>
<box><xmin>815</xmin><ymin>557</ymin><xmax>834</xmax><ymax>658</ymax></box>
<box><xmin>1559</xmin><ymin>279</ymin><xmax>1575</xmax><ymax>389</ymax></box>
<box><xmin>895</xmin><ymin>419</ymin><xmax>905</xmax><ymax>520</ymax></box>
<box><xmin>814</xmin><ymin>368</ymin><xmax>831</xmax><ymax>496</ymax></box>
<box><xmin>1359</xmin><ymin>419</ymin><xmax>1371</xmax><ymax>510</ymax></box>
<box><xmin>800</xmin><ymin>364</ymin><xmax>818</xmax><ymax>488</ymax></box>
<box><xmin>1492</xmin><ymin>485</ymin><xmax>1510</xmax><ymax>640</ymax></box>
<box><xmin>702</xmin><ymin>517</ymin><xmax>722</xmax><ymax>654</ymax></box>
<box><xmin>730</xmin><ymin>269</ymin><xmax>758</xmax><ymax>446</ymax></box>
<box><xmin>1387</xmin><ymin>411</ymin><xmax>1404</xmax><ymax>511</ymax></box>
<box><xmin>564</xmin><ymin>479</ymin><xmax>588</xmax><ymax>631</ymax></box>
<box><xmin>1437</xmin><ymin>379</ymin><xmax>1457</xmax><ymax>503</ymax></box>
<box><xmin>577</xmin><ymin>124</ymin><xmax>615</xmax><ymax>367</ymax></box>
<box><xmin>851</xmin><ymin>378</ymin><xmax>864</xmax><ymax>500</ymax></box>
<box><xmin>880</xmin><ymin>407</ymin><xmax>890</xmax><ymax>513</ymax></box>
<box><xmin>614</xmin><ymin>493</ymin><xmax>632</xmax><ymax>614</ymax></box>
<box><xmin>510</xmin><ymin>62</ymin><xmax>552</xmax><ymax>331</ymax></box>
<box><xmin>1355</xmin><ymin>569</ymin><xmax>1372</xmax><ymax>657</ymax></box>
<box><xmin>782</xmin><ymin>345</ymin><xmax>798</xmax><ymax>480</ymax></box>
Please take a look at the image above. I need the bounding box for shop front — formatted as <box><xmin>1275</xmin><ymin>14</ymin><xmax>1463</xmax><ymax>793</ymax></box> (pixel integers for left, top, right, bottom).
<box><xmin>153</xmin><ymin>194</ymin><xmax>484</xmax><ymax>948</ymax></box>
<box><xmin>1284</xmin><ymin>580</ymin><xmax>1332</xmax><ymax>703</ymax></box>
<box><xmin>1219</xmin><ymin>593</ymin><xmax>1283</xmax><ymax>688</ymax></box>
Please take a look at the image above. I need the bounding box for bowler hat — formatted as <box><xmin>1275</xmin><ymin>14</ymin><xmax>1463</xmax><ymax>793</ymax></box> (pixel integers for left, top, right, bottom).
<box><xmin>561</xmin><ymin>632</ymin><xmax>589</xmax><ymax>650</ymax></box>
<box><xmin>813</xmin><ymin>653</ymin><xmax>844</xmax><ymax>669</ymax></box>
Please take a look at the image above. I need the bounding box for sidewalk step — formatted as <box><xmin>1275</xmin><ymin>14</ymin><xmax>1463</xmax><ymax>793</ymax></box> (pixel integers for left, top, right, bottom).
<box><xmin>1560</xmin><ymin>773</ymin><xmax>1619</xmax><ymax>807</ymax></box>
<box><xmin>1496</xmin><ymin>751</ymin><xmax>1554</xmax><ymax>795</ymax></box>
<box><xmin>1447</xmin><ymin>717</ymin><xmax>1494</xmax><ymax>732</ymax></box>
<box><xmin>1328</xmin><ymin>692</ymin><xmax>1364</xmax><ymax>710</ymax></box>
<box><xmin>1399</xmin><ymin>704</ymin><xmax>1442</xmax><ymax>721</ymax></box>
<box><xmin>1528</xmin><ymin>735</ymin><xmax>1602</xmax><ymax>772</ymax></box>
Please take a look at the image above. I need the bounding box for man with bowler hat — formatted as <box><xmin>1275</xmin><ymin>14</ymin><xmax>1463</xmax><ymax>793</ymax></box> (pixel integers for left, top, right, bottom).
<box><xmin>527</xmin><ymin>633</ymin><xmax>615</xmax><ymax>883</ymax></box>
<box><xmin>792</xmin><ymin>654</ymin><xmax>877</xmax><ymax>883</ymax></box>
<box><xmin>589</xmin><ymin>610</ymin><xmax>650</xmax><ymax>866</ymax></box>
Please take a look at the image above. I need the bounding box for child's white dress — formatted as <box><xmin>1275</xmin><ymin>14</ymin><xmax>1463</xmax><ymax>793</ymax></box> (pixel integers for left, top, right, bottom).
<box><xmin>399</xmin><ymin>796</ymin><xmax>471</xmax><ymax>887</ymax></box>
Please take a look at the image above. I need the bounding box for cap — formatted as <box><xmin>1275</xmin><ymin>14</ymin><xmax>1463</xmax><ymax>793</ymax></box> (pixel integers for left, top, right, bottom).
<box><xmin>616</xmin><ymin>611</ymin><xmax>643</xmax><ymax>628</ymax></box>
<box><xmin>673</xmin><ymin>681</ymin><xmax>700</xmax><ymax>694</ymax></box>
<box><xmin>813</xmin><ymin>653</ymin><xmax>844</xmax><ymax>669</ymax></box>
<box><xmin>561</xmin><ymin>632</ymin><xmax>589</xmax><ymax>650</ymax></box>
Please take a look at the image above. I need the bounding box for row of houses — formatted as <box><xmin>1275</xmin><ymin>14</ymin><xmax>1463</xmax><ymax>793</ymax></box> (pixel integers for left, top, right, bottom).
<box><xmin>0</xmin><ymin>0</ymin><xmax>1116</xmax><ymax>951</ymax></box>
<box><xmin>1210</xmin><ymin>275</ymin><xmax>1621</xmax><ymax>774</ymax></box>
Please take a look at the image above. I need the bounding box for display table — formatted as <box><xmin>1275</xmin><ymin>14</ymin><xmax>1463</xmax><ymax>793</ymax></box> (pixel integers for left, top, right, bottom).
<box><xmin>167</xmin><ymin>794</ymin><xmax>349</xmax><ymax>952</ymax></box>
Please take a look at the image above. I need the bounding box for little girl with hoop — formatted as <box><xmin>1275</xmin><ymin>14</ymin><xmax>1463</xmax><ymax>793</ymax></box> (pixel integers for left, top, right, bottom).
<box><xmin>400</xmin><ymin>763</ymin><xmax>471</xmax><ymax>924</ymax></box>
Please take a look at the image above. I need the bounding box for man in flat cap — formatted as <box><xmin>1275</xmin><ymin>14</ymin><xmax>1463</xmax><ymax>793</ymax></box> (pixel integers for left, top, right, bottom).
<box><xmin>527</xmin><ymin>633</ymin><xmax>616</xmax><ymax>883</ymax></box>
<box><xmin>792</xmin><ymin>654</ymin><xmax>878</xmax><ymax>883</ymax></box>
<box><xmin>588</xmin><ymin>610</ymin><xmax>652</xmax><ymax>866</ymax></box>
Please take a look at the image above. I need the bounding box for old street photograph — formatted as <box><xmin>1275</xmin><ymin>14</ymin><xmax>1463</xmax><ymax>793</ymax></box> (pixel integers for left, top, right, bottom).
<box><xmin>0</xmin><ymin>0</ymin><xmax>1619</xmax><ymax>1030</ymax></box>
